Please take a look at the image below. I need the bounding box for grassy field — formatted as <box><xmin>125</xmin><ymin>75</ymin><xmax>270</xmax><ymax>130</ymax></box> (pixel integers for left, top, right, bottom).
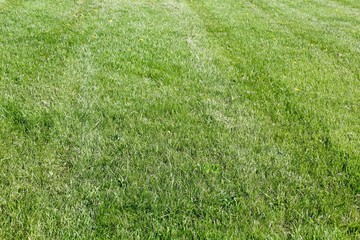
<box><xmin>0</xmin><ymin>0</ymin><xmax>359</xmax><ymax>238</ymax></box>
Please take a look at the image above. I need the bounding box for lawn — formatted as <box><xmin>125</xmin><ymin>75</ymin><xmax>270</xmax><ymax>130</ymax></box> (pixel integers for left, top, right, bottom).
<box><xmin>0</xmin><ymin>0</ymin><xmax>359</xmax><ymax>238</ymax></box>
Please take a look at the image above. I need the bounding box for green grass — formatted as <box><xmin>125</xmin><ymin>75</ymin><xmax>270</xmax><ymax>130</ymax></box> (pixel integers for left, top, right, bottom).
<box><xmin>0</xmin><ymin>0</ymin><xmax>359</xmax><ymax>238</ymax></box>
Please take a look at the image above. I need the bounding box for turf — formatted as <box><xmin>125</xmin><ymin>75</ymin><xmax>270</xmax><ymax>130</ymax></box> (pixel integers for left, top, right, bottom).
<box><xmin>0</xmin><ymin>0</ymin><xmax>359</xmax><ymax>238</ymax></box>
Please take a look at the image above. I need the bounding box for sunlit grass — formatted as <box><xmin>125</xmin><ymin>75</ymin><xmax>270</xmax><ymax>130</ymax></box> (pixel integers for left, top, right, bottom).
<box><xmin>0</xmin><ymin>0</ymin><xmax>359</xmax><ymax>238</ymax></box>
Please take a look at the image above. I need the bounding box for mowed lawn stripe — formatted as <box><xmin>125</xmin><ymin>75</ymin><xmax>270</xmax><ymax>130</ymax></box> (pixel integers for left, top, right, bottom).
<box><xmin>187</xmin><ymin>0</ymin><xmax>359</xmax><ymax>235</ymax></box>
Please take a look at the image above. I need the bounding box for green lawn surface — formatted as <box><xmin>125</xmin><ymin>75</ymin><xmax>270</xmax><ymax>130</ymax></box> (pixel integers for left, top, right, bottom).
<box><xmin>0</xmin><ymin>0</ymin><xmax>359</xmax><ymax>238</ymax></box>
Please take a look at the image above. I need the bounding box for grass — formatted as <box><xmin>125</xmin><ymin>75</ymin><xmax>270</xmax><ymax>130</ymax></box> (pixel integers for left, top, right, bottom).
<box><xmin>0</xmin><ymin>0</ymin><xmax>359</xmax><ymax>238</ymax></box>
